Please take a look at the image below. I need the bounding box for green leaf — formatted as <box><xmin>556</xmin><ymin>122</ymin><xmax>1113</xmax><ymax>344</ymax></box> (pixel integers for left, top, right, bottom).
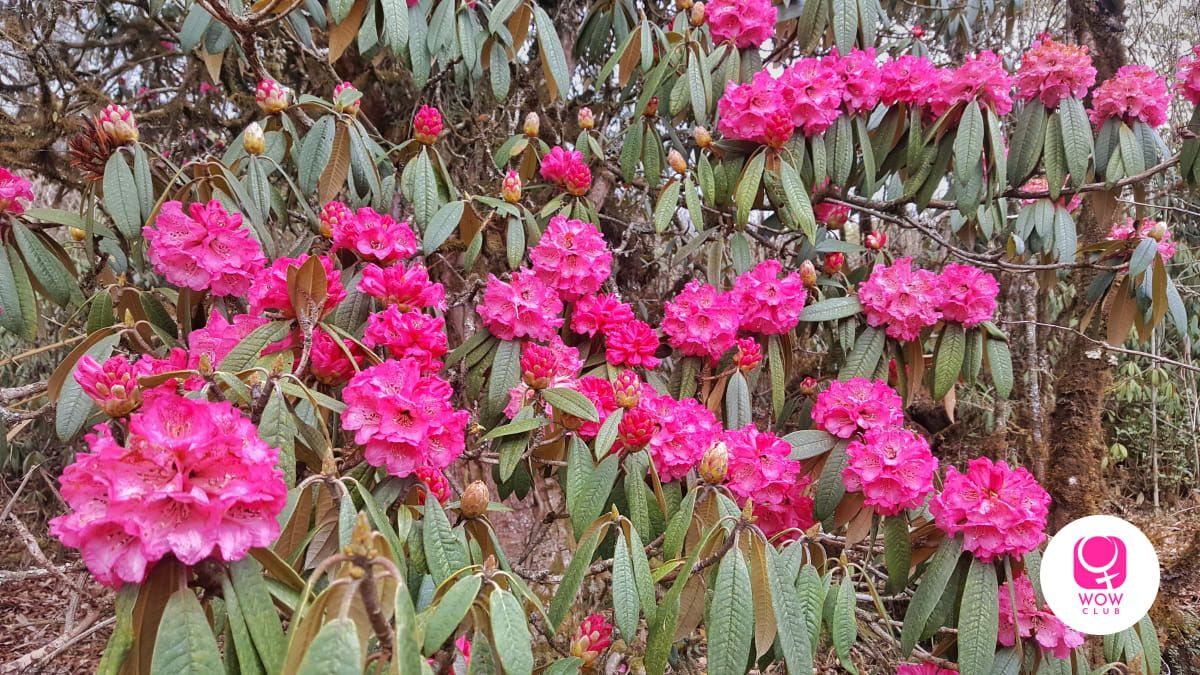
<box><xmin>485</xmin><ymin>339</ymin><xmax>522</xmax><ymax>425</ymax></box>
<box><xmin>831</xmin><ymin>0</ymin><xmax>858</xmax><ymax>54</ymax></box>
<box><xmin>839</xmin><ymin>326</ymin><xmax>885</xmax><ymax>381</ymax></box>
<box><xmin>779</xmin><ymin>160</ymin><xmax>816</xmax><ymax>241</ymax></box>
<box><xmin>506</xmin><ymin>216</ymin><xmax>525</xmax><ymax>270</ymax></box>
<box><xmin>221</xmin><ymin>574</ymin><xmax>265</xmax><ymax>675</ymax></box>
<box><xmin>298</xmin><ymin>116</ymin><xmax>336</xmax><ymax>196</ymax></box>
<box><xmin>1058</xmin><ymin>97</ymin><xmax>1093</xmax><ymax>187</ymax></box>
<box><xmin>653</xmin><ymin>179</ymin><xmax>682</xmax><ymax>233</ymax></box>
<box><xmin>768</xmin><ymin>547</ymin><xmax>814</xmax><ymax>674</ymax></box>
<box><xmin>394</xmin><ymin>577</ymin><xmax>423</xmax><ymax>674</ymax></box>
<box><xmin>813</xmin><ymin>440</ymin><xmax>850</xmax><ymax>523</ymax></box>
<box><xmin>103</xmin><ymin>153</ymin><xmax>143</xmax><ymax>240</ymax></box>
<box><xmin>663</xmin><ymin>489</ymin><xmax>697</xmax><ymax>560</ymax></box>
<box><xmin>832</xmin><ymin>577</ymin><xmax>859</xmax><ymax>674</ymax></box>
<box><xmin>1053</xmin><ymin>206</ymin><xmax>1077</xmax><ymax>262</ymax></box>
<box><xmin>620</xmin><ymin>123</ymin><xmax>644</xmax><ymax>183</ymax></box>
<box><xmin>297</xmin><ymin>619</ymin><xmax>362</xmax><ymax>675</ymax></box>
<box><xmin>1008</xmin><ymin>102</ymin><xmax>1047</xmax><ymax>187</ymax></box>
<box><xmin>219</xmin><ymin>320</ymin><xmax>292</xmax><ymax>372</ymax></box>
<box><xmin>490</xmin><ymin>44</ymin><xmax>511</xmax><ymax>100</ymax></box>
<box><xmin>533</xmin><ymin>5</ymin><xmax>571</xmax><ymax>101</ymax></box>
<box><xmin>900</xmin><ymin>536</ymin><xmax>963</xmax><ymax>656</ymax></box>
<box><xmin>986</xmin><ymin>336</ymin><xmax>1014</xmax><ymax>399</ymax></box>
<box><xmin>934</xmin><ymin>323</ymin><xmax>965</xmax><ymax>400</ymax></box>
<box><xmin>612</xmin><ymin>530</ymin><xmax>640</xmax><ymax>641</ymax></box>
<box><xmin>1137</xmin><ymin>613</ymin><xmax>1162</xmax><ymax>675</ymax></box>
<box><xmin>783</xmin><ymin>430</ymin><xmax>839</xmax><ymax>460</ymax></box>
<box><xmin>96</xmin><ymin>586</ymin><xmax>138</xmax><ymax>675</ymax></box>
<box><xmin>548</xmin><ymin>523</ymin><xmax>604</xmax><ymax>632</ymax></box>
<box><xmin>423</xmin><ymin>497</ymin><xmax>469</xmax><ymax>584</ymax></box>
<box><xmin>735</xmin><ymin>151</ymin><xmax>765</xmax><ymax>226</ymax></box>
<box><xmin>482</xmin><ymin>417</ymin><xmax>542</xmax><ymax>441</ymax></box>
<box><xmin>800</xmin><ymin>296</ymin><xmax>863</xmax><ymax>322</ymax></box>
<box><xmin>56</xmin><ymin>334</ymin><xmax>120</xmax><ymax>441</ymax></box>
<box><xmin>380</xmin><ymin>0</ymin><xmax>409</xmax><ymax>52</ymax></box>
<box><xmin>572</xmin><ymin>452</ymin><xmax>619</xmax><ymax>540</ymax></box>
<box><xmin>687</xmin><ymin>51</ymin><xmax>708</xmax><ymax>124</ymax></box>
<box><xmin>543</xmin><ymin>658</ymin><xmax>583</xmax><ymax>675</ymax></box>
<box><xmin>412</xmin><ymin>148</ymin><xmax>440</xmax><ymax>228</ymax></box>
<box><xmin>829</xmin><ymin>115</ymin><xmax>854</xmax><ymax>186</ymax></box>
<box><xmin>954</xmin><ymin>102</ymin><xmax>985</xmax><ymax>186</ymax></box>
<box><xmin>725</xmin><ymin>370</ymin><xmax>752</xmax><ymax>428</ymax></box>
<box><xmin>768</xmin><ymin>334</ymin><xmax>786</xmax><ymax>420</ymax></box>
<box><xmin>707</xmin><ymin>546</ymin><xmax>754</xmax><ymax>675</ymax></box>
<box><xmin>628</xmin><ymin>525</ymin><xmax>658</xmax><ymax>625</ymax></box>
<box><xmin>624</xmin><ymin>455</ymin><xmax>651</xmax><ymax>540</ymax></box>
<box><xmin>958</xmin><ymin>557</ymin><xmax>999</xmax><ymax>675</ymax></box>
<box><xmin>0</xmin><ymin>245</ymin><xmax>36</xmax><ymax>340</ymax></box>
<box><xmin>424</xmin><ymin>200</ymin><xmax>465</xmax><ymax>255</ymax></box>
<box><xmin>496</xmin><ymin>431</ymin><xmax>529</xmax><ymax>482</ymax></box>
<box><xmin>593</xmin><ymin>407</ymin><xmax>623</xmax><ymax>458</ymax></box>
<box><xmin>150</xmin><ymin>591</ymin><xmax>224</xmax><ymax>675</ymax></box>
<box><xmin>12</xmin><ymin>222</ymin><xmax>76</xmax><ymax>307</ymax></box>
<box><xmin>228</xmin><ymin>559</ymin><xmax>286</xmax><ymax>673</ymax></box>
<box><xmin>882</xmin><ymin>515</ymin><xmax>912</xmax><ymax>594</ymax></box>
<box><xmin>1044</xmin><ymin>114</ymin><xmax>1067</xmax><ymax>199</ymax></box>
<box><xmin>424</xmin><ymin>574</ymin><xmax>482</xmax><ymax>653</ymax></box>
<box><xmin>1118</xmin><ymin>122</ymin><xmax>1145</xmax><ymax>177</ymax></box>
<box><xmin>1129</xmin><ymin>237</ymin><xmax>1158</xmax><ymax>276</ymax></box>
<box><xmin>542</xmin><ymin>387</ymin><xmax>599</xmax><ymax>422</ymax></box>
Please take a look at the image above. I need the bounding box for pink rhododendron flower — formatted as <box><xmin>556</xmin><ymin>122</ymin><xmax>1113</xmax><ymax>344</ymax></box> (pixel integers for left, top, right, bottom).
<box><xmin>540</xmin><ymin>147</ymin><xmax>588</xmax><ymax>189</ymax></box>
<box><xmin>332</xmin><ymin>81</ymin><xmax>360</xmax><ymax>114</ymax></box>
<box><xmin>358</xmin><ymin>262</ymin><xmax>446</xmax><ymax>311</ymax></box>
<box><xmin>75</xmin><ymin>354</ymin><xmax>144</xmax><ymax>417</ymax></box>
<box><xmin>843</xmin><ymin>427</ymin><xmax>938</xmax><ymax>516</ymax></box>
<box><xmin>937</xmin><ymin>263</ymin><xmax>999</xmax><ymax>328</ymax></box>
<box><xmin>616</xmin><ymin>403</ymin><xmax>658</xmax><ymax>452</ymax></box>
<box><xmin>999</xmin><ymin>575</ymin><xmax>1085</xmax><ymax>659</ymax></box>
<box><xmin>340</xmin><ymin>359</ymin><xmax>469</xmax><ymax>477</ymax></box>
<box><xmin>763</xmin><ymin>109</ymin><xmax>794</xmax><ymax>148</ymax></box>
<box><xmin>717</xmin><ymin>71</ymin><xmax>788</xmax><ymax>144</ymax></box>
<box><xmin>571</xmin><ymin>293</ymin><xmax>635</xmax><ymax>336</ymax></box>
<box><xmin>249</xmin><ymin>254</ymin><xmax>347</xmax><ymax>319</ymax></box>
<box><xmin>255</xmin><ymin>78</ymin><xmax>289</xmax><ymax>114</ymax></box>
<box><xmin>309</xmin><ymin>326</ymin><xmax>367</xmax><ymax>385</ymax></box>
<box><xmin>570</xmin><ymin>614</ymin><xmax>614</xmax><ymax>667</ymax></box>
<box><xmin>1019</xmin><ymin>177</ymin><xmax>1082</xmax><ymax>212</ymax></box>
<box><xmin>187</xmin><ymin>311</ymin><xmax>270</xmax><ymax>369</ymax></box>
<box><xmin>645</xmin><ymin>394</ymin><xmax>721</xmax><ymax>481</ymax></box>
<box><xmin>413</xmin><ymin>105</ymin><xmax>443</xmax><ymax>144</ymax></box>
<box><xmin>133</xmin><ymin>348</ymin><xmax>201</xmax><ymax>391</ymax></box>
<box><xmin>829</xmin><ymin>48</ymin><xmax>883</xmax><ymax>115</ymax></box>
<box><xmin>49</xmin><ymin>391</ymin><xmax>286</xmax><ymax>587</ymax></box>
<box><xmin>778</xmin><ymin>58</ymin><xmax>844</xmax><ymax>136</ymax></box>
<box><xmin>476</xmin><ymin>270</ymin><xmax>564</xmax><ymax>342</ymax></box>
<box><xmin>814</xmin><ymin>200</ymin><xmax>851</xmax><ymax>228</ymax></box>
<box><xmin>413</xmin><ymin>467</ymin><xmax>451</xmax><ymax>505</ymax></box>
<box><xmin>707</xmin><ymin>0</ymin><xmax>776</xmax><ymax>49</ymax></box>
<box><xmin>564</xmin><ymin>162</ymin><xmax>592</xmax><ymax>196</ymax></box>
<box><xmin>1088</xmin><ymin>64</ymin><xmax>1169</xmax><ymax>127</ymax></box>
<box><xmin>363</xmin><ymin>307</ymin><xmax>448</xmax><ymax>374</ymax></box>
<box><xmin>1177</xmin><ymin>45</ymin><xmax>1200</xmax><ymax>106</ymax></box>
<box><xmin>859</xmin><ymin>257</ymin><xmax>944</xmax><ymax>341</ymax></box>
<box><xmin>896</xmin><ymin>664</ymin><xmax>958</xmax><ymax>675</ymax></box>
<box><xmin>724</xmin><ymin>425</ymin><xmax>814</xmax><ymax>538</ymax></box>
<box><xmin>1107</xmin><ymin>217</ymin><xmax>1177</xmax><ymax>263</ymax></box>
<box><xmin>930</xmin><ymin>51</ymin><xmax>1014</xmax><ymax>118</ymax></box>
<box><xmin>662</xmin><ymin>280</ymin><xmax>740</xmax><ymax>361</ymax></box>
<box><xmin>0</xmin><ymin>166</ymin><xmax>34</xmax><ymax>217</ymax></box>
<box><xmin>880</xmin><ymin>55</ymin><xmax>940</xmax><ymax>108</ymax></box>
<box><xmin>1016</xmin><ymin>38</ymin><xmax>1097</xmax><ymax>108</ymax></box>
<box><xmin>520</xmin><ymin>335</ymin><xmax>582</xmax><ymax>390</ymax></box>
<box><xmin>732</xmin><ymin>259</ymin><xmax>808</xmax><ymax>335</ymax></box>
<box><xmin>605</xmin><ymin>319</ymin><xmax>661</xmax><ymax>369</ymax></box>
<box><xmin>565</xmin><ymin>375</ymin><xmax>619</xmax><ymax>439</ymax></box>
<box><xmin>144</xmin><ymin>200</ymin><xmax>266</xmax><ymax>297</ymax></box>
<box><xmin>530</xmin><ymin>216</ymin><xmax>612</xmax><ymax>301</ymax></box>
<box><xmin>930</xmin><ymin>457</ymin><xmax>1051</xmax><ymax>562</ymax></box>
<box><xmin>811</xmin><ymin>378</ymin><xmax>904</xmax><ymax>439</ymax></box>
<box><xmin>329</xmin><ymin>203</ymin><xmax>418</xmax><ymax>265</ymax></box>
<box><xmin>319</xmin><ymin>200</ymin><xmax>352</xmax><ymax>238</ymax></box>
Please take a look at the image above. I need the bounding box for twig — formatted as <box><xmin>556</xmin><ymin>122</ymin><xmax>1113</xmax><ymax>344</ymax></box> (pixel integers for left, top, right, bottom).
<box><xmin>1000</xmin><ymin>319</ymin><xmax>1200</xmax><ymax>374</ymax></box>
<box><xmin>1</xmin><ymin>612</ymin><xmax>111</xmax><ymax>674</ymax></box>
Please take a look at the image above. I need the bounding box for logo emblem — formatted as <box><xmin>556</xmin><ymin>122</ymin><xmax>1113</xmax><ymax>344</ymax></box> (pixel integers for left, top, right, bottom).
<box><xmin>1041</xmin><ymin>515</ymin><xmax>1159</xmax><ymax>635</ymax></box>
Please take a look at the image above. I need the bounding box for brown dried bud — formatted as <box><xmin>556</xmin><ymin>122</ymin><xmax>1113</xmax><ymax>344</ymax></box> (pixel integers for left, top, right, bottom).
<box><xmin>692</xmin><ymin>126</ymin><xmax>712</xmax><ymax>149</ymax></box>
<box><xmin>460</xmin><ymin>480</ymin><xmax>490</xmax><ymax>518</ymax></box>
<box><xmin>668</xmin><ymin>149</ymin><xmax>688</xmax><ymax>175</ymax></box>
<box><xmin>69</xmin><ymin>226</ymin><xmax>87</xmax><ymax>241</ymax></box>
<box><xmin>690</xmin><ymin>1</ymin><xmax>705</xmax><ymax>26</ymax></box>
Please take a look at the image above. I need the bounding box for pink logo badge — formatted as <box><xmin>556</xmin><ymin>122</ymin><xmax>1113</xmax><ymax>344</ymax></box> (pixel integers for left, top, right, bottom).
<box><xmin>1073</xmin><ymin>536</ymin><xmax>1127</xmax><ymax>590</ymax></box>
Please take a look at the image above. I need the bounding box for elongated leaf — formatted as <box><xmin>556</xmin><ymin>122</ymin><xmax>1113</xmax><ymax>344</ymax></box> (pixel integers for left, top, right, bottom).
<box><xmin>735</xmin><ymin>152</ymin><xmax>765</xmax><ymax>226</ymax></box>
<box><xmin>725</xmin><ymin>371</ymin><xmax>752</xmax><ymax>428</ymax></box>
<box><xmin>653</xmin><ymin>179</ymin><xmax>681</xmax><ymax>233</ymax></box>
<box><xmin>219</xmin><ymin>320</ymin><xmax>292</xmax><ymax>372</ymax></box>
<box><xmin>411</xmin><ymin>148</ymin><xmax>440</xmax><ymax>228</ymax></box>
<box><xmin>839</xmin><ymin>326</ymin><xmax>885</xmax><ymax>381</ymax></box>
<box><xmin>423</xmin><ymin>497</ymin><xmax>469</xmax><ymax>584</ymax></box>
<box><xmin>543</xmin><ymin>387</ymin><xmax>599</xmax><ymax>422</ymax></box>
<box><xmin>800</xmin><ymin>296</ymin><xmax>862</xmax><ymax>322</ymax></box>
<box><xmin>13</xmin><ymin>222</ymin><xmax>76</xmax><ymax>307</ymax></box>
<box><xmin>1059</xmin><ymin>97</ymin><xmax>1093</xmax><ymax>187</ymax></box>
<box><xmin>954</xmin><ymin>102</ymin><xmax>985</xmax><ymax>186</ymax></box>
<box><xmin>394</xmin><ymin>577</ymin><xmax>423</xmax><ymax>674</ymax></box>
<box><xmin>934</xmin><ymin>323</ymin><xmax>965</xmax><ymax>399</ymax></box>
<box><xmin>768</xmin><ymin>334</ymin><xmax>786</xmax><ymax>419</ymax></box>
<box><xmin>986</xmin><ymin>337</ymin><xmax>1013</xmax><ymax>399</ymax></box>
<box><xmin>707</xmin><ymin>546</ymin><xmax>754</xmax><ymax>675</ymax></box>
<box><xmin>228</xmin><ymin>559</ymin><xmax>286</xmax><ymax>673</ymax></box>
<box><xmin>832</xmin><ymin>578</ymin><xmax>859</xmax><ymax>674</ymax></box>
<box><xmin>883</xmin><ymin>515</ymin><xmax>912</xmax><ymax>594</ymax></box>
<box><xmin>0</xmin><ymin>244</ymin><xmax>36</xmax><ymax>339</ymax></box>
<box><xmin>150</xmin><ymin>591</ymin><xmax>223</xmax><ymax>675</ymax></box>
<box><xmin>1008</xmin><ymin>102</ymin><xmax>1047</xmax><ymax>187</ymax></box>
<box><xmin>768</xmin><ymin>547</ymin><xmax>814</xmax><ymax>674</ymax></box>
<box><xmin>832</xmin><ymin>0</ymin><xmax>858</xmax><ymax>54</ymax></box>
<box><xmin>813</xmin><ymin>440</ymin><xmax>850</xmax><ymax>523</ymax></box>
<box><xmin>424</xmin><ymin>200</ymin><xmax>465</xmax><ymax>255</ymax></box>
<box><xmin>485</xmin><ymin>339</ymin><xmax>522</xmax><ymax>424</ymax></box>
<box><xmin>571</xmin><ymin>453</ymin><xmax>619</xmax><ymax>540</ymax></box>
<box><xmin>900</xmin><ymin>536</ymin><xmax>963</xmax><ymax>655</ymax></box>
<box><xmin>783</xmin><ymin>430</ymin><xmax>839</xmax><ymax>460</ymax></box>
<box><xmin>298</xmin><ymin>116</ymin><xmax>336</xmax><ymax>196</ymax></box>
<box><xmin>779</xmin><ymin>160</ymin><xmax>816</xmax><ymax>240</ymax></box>
<box><xmin>958</xmin><ymin>557</ymin><xmax>999</xmax><ymax>675</ymax></box>
<box><xmin>533</xmin><ymin>5</ymin><xmax>570</xmax><ymax>101</ymax></box>
<box><xmin>424</xmin><ymin>574</ymin><xmax>482</xmax><ymax>653</ymax></box>
<box><xmin>297</xmin><ymin>619</ymin><xmax>362</xmax><ymax>675</ymax></box>
<box><xmin>548</xmin><ymin>523</ymin><xmax>604</xmax><ymax>632</ymax></box>
<box><xmin>104</xmin><ymin>153</ymin><xmax>143</xmax><ymax>240</ymax></box>
<box><xmin>612</xmin><ymin>531</ymin><xmax>640</xmax><ymax>640</ymax></box>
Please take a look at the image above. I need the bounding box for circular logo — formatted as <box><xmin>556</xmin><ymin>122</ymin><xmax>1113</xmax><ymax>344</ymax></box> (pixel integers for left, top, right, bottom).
<box><xmin>1040</xmin><ymin>514</ymin><xmax>1159</xmax><ymax>635</ymax></box>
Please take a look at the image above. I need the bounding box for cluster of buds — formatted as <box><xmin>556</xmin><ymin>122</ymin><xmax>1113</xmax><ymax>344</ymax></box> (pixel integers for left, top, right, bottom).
<box><xmin>798</xmin><ymin>376</ymin><xmax>820</xmax><ymax>397</ymax></box>
<box><xmin>699</xmin><ymin>441</ymin><xmax>729</xmax><ymax>484</ymax></box>
<box><xmin>75</xmin><ymin>355</ymin><xmax>143</xmax><ymax>417</ymax></box>
<box><xmin>798</xmin><ymin>259</ymin><xmax>818</xmax><ymax>288</ymax></box>
<box><xmin>864</xmin><ymin>230</ymin><xmax>887</xmax><ymax>251</ymax></box>
<box><xmin>577</xmin><ymin>107</ymin><xmax>595</xmax><ymax>130</ymax></box>
<box><xmin>823</xmin><ymin>252</ymin><xmax>845</xmax><ymax>275</ymax></box>
<box><xmin>689</xmin><ymin>2</ymin><xmax>705</xmax><ymax>26</ymax></box>
<box><xmin>413</xmin><ymin>105</ymin><xmax>443</xmax><ymax>144</ymax></box>
<box><xmin>570</xmin><ymin>615</ymin><xmax>614</xmax><ymax>668</ymax></box>
<box><xmin>319</xmin><ymin>200</ymin><xmax>352</xmax><ymax>239</ymax></box>
<box><xmin>413</xmin><ymin>467</ymin><xmax>451</xmax><ymax>505</ymax></box>
<box><xmin>460</xmin><ymin>480</ymin><xmax>490</xmax><ymax>518</ymax></box>
<box><xmin>644</xmin><ymin>96</ymin><xmax>659</xmax><ymax>117</ymax></box>
<box><xmin>501</xmin><ymin>170</ymin><xmax>522</xmax><ymax>204</ymax></box>
<box><xmin>692</xmin><ymin>126</ymin><xmax>712</xmax><ymax>149</ymax></box>
<box><xmin>97</xmin><ymin>104</ymin><xmax>138</xmax><ymax>145</ymax></box>
<box><xmin>733</xmin><ymin>337</ymin><xmax>762</xmax><ymax>373</ymax></box>
<box><xmin>613</xmin><ymin>370</ymin><xmax>641</xmax><ymax>408</ymax></box>
<box><xmin>524</xmin><ymin>112</ymin><xmax>540</xmax><ymax>138</ymax></box>
<box><xmin>243</xmin><ymin>122</ymin><xmax>265</xmax><ymax>156</ymax></box>
<box><xmin>332</xmin><ymin>81</ymin><xmax>361</xmax><ymax>115</ymax></box>
<box><xmin>668</xmin><ymin>149</ymin><xmax>687</xmax><ymax>176</ymax></box>
<box><xmin>616</xmin><ymin>406</ymin><xmax>656</xmax><ymax>451</ymax></box>
<box><xmin>565</xmin><ymin>164</ymin><xmax>591</xmax><ymax>197</ymax></box>
<box><xmin>255</xmin><ymin>78</ymin><xmax>290</xmax><ymax>114</ymax></box>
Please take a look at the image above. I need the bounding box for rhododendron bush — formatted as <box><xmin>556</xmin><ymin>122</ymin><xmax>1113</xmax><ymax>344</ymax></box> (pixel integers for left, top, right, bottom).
<box><xmin>1</xmin><ymin>0</ymin><xmax>1197</xmax><ymax>673</ymax></box>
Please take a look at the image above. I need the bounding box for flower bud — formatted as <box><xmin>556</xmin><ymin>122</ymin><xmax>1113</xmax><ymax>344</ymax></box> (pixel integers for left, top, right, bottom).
<box><xmin>565</xmin><ymin>163</ymin><xmax>592</xmax><ymax>197</ymax></box>
<box><xmin>413</xmin><ymin>466</ymin><xmax>451</xmax><ymax>505</ymax></box>
<box><xmin>911</xmin><ymin>24</ymin><xmax>926</xmax><ymax>39</ymax></box>
<box><xmin>319</xmin><ymin>200</ymin><xmax>351</xmax><ymax>239</ymax></box>
<box><xmin>97</xmin><ymin>104</ymin><xmax>138</xmax><ymax>144</ymax></box>
<box><xmin>613</xmin><ymin>369</ymin><xmax>642</xmax><ymax>409</ymax></box>
<box><xmin>617</xmin><ymin>406</ymin><xmax>657</xmax><ymax>452</ymax></box>
<box><xmin>689</xmin><ymin>1</ymin><xmax>705</xmax><ymax>26</ymax></box>
<box><xmin>823</xmin><ymin>251</ymin><xmax>844</xmax><ymax>275</ymax></box>
<box><xmin>864</xmin><ymin>230</ymin><xmax>887</xmax><ymax>250</ymax></box>
<box><xmin>501</xmin><ymin>169</ymin><xmax>522</xmax><ymax>204</ymax></box>
<box><xmin>799</xmin><ymin>259</ymin><xmax>818</xmax><ymax>287</ymax></box>
<box><xmin>1145</xmin><ymin>221</ymin><xmax>1168</xmax><ymax>242</ymax></box>
<box><xmin>255</xmin><ymin>78</ymin><xmax>289</xmax><ymax>114</ymax></box>
<box><xmin>332</xmin><ymin>81</ymin><xmax>361</xmax><ymax>115</ymax></box>
<box><xmin>733</xmin><ymin>337</ymin><xmax>762</xmax><ymax>373</ymax></box>
<box><xmin>644</xmin><ymin>96</ymin><xmax>659</xmax><ymax>117</ymax></box>
<box><xmin>798</xmin><ymin>376</ymin><xmax>819</xmax><ymax>396</ymax></box>
<box><xmin>668</xmin><ymin>149</ymin><xmax>687</xmax><ymax>175</ymax></box>
<box><xmin>577</xmin><ymin>107</ymin><xmax>595</xmax><ymax>130</ymax></box>
<box><xmin>413</xmin><ymin>104</ymin><xmax>443</xmax><ymax>145</ymax></box>
<box><xmin>699</xmin><ymin>441</ymin><xmax>729</xmax><ymax>484</ymax></box>
<box><xmin>69</xmin><ymin>226</ymin><xmax>87</xmax><ymax>241</ymax></box>
<box><xmin>675</xmin><ymin>0</ymin><xmax>692</xmax><ymax>10</ymax></box>
<box><xmin>243</xmin><ymin>122</ymin><xmax>265</xmax><ymax>156</ymax></box>
<box><xmin>570</xmin><ymin>615</ymin><xmax>614</xmax><ymax>668</ymax></box>
<box><xmin>692</xmin><ymin>126</ymin><xmax>712</xmax><ymax>148</ymax></box>
<box><xmin>524</xmin><ymin>112</ymin><xmax>540</xmax><ymax>137</ymax></box>
<box><xmin>460</xmin><ymin>480</ymin><xmax>490</xmax><ymax>518</ymax></box>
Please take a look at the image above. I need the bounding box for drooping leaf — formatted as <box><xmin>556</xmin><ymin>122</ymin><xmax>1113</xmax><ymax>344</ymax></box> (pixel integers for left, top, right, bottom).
<box><xmin>296</xmin><ymin>619</ymin><xmax>362</xmax><ymax>675</ymax></box>
<box><xmin>706</xmin><ymin>545</ymin><xmax>754</xmax><ymax>675</ymax></box>
<box><xmin>957</xmin><ymin>557</ymin><xmax>999</xmax><ymax>675</ymax></box>
<box><xmin>490</xmin><ymin>590</ymin><xmax>535</xmax><ymax>675</ymax></box>
<box><xmin>149</xmin><ymin>591</ymin><xmax>224</xmax><ymax>675</ymax></box>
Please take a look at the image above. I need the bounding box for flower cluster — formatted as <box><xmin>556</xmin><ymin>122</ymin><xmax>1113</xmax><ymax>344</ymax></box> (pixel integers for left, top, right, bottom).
<box><xmin>929</xmin><ymin>457</ymin><xmax>1051</xmax><ymax>561</ymax></box>
<box><xmin>1088</xmin><ymin>65</ymin><xmax>1170</xmax><ymax>127</ymax></box>
<box><xmin>572</xmin><ymin>293</ymin><xmax>635</xmax><ymax>337</ymax></box>
<box><xmin>1107</xmin><ymin>217</ymin><xmax>1178</xmax><ymax>263</ymax></box>
<box><xmin>75</xmin><ymin>354</ymin><xmax>146</xmax><ymax>417</ymax></box>
<box><xmin>506</xmin><ymin>337</ymin><xmax>583</xmax><ymax>418</ymax></box>
<box><xmin>719</xmin><ymin>66</ymin><xmax>844</xmax><ymax>143</ymax></box>
<box><xmin>880</xmin><ymin>55</ymin><xmax>939</xmax><ymax>108</ymax></box>
<box><xmin>644</xmin><ymin>394</ymin><xmax>721</xmax><ymax>481</ymax></box>
<box><xmin>812</xmin><ymin>378</ymin><xmax>905</xmax><ymax>438</ymax></box>
<box><xmin>144</xmin><ymin>200</ymin><xmax>266</xmax><ymax>297</ymax></box>
<box><xmin>413</xmin><ymin>467</ymin><xmax>451</xmax><ymax>505</ymax></box>
<box><xmin>731</xmin><ymin>259</ymin><xmax>808</xmax><ymax>334</ymax></box>
<box><xmin>1016</xmin><ymin>38</ymin><xmax>1097</xmax><ymax>108</ymax></box>
<box><xmin>778</xmin><ymin>59</ymin><xmax>844</xmax><ymax>136</ymax></box>
<box><xmin>724</xmin><ymin>425</ymin><xmax>814</xmax><ymax>537</ymax></box>
<box><xmin>829</xmin><ymin>48</ymin><xmax>884</xmax><ymax>115</ymax></box>
<box><xmin>97</xmin><ymin>104</ymin><xmax>139</xmax><ymax>144</ymax></box>
<box><xmin>328</xmin><ymin>202</ymin><xmax>417</xmax><ymax>265</ymax></box>
<box><xmin>477</xmin><ymin>270</ymin><xmax>564</xmax><ymax>341</ymax></box>
<box><xmin>605</xmin><ymin>320</ymin><xmax>661</xmax><ymax>369</ymax></box>
<box><xmin>358</xmin><ymin>262</ymin><xmax>446</xmax><ymax>311</ymax></box>
<box><xmin>859</xmin><ymin>257</ymin><xmax>944</xmax><ymax>341</ymax></box>
<box><xmin>248</xmin><ymin>254</ymin><xmax>347</xmax><ymax>318</ymax></box>
<box><xmin>529</xmin><ymin>216</ymin><xmax>612</xmax><ymax>300</ymax></box>
<box><xmin>662</xmin><ymin>280</ymin><xmax>740</xmax><ymax>361</ymax></box>
<box><xmin>1178</xmin><ymin>45</ymin><xmax>1200</xmax><ymax>106</ymax></box>
<box><xmin>930</xmin><ymin>51</ymin><xmax>1014</xmax><ymax>117</ymax></box>
<box><xmin>363</xmin><ymin>306</ymin><xmax>448</xmax><ymax>373</ymax></box>
<box><xmin>896</xmin><ymin>664</ymin><xmax>958</xmax><ymax>675</ymax></box>
<box><xmin>50</xmin><ymin>391</ymin><xmax>287</xmax><ymax>587</ymax></box>
<box><xmin>340</xmin><ymin>359</ymin><xmax>469</xmax><ymax>478</ymax></box>
<box><xmin>540</xmin><ymin>147</ymin><xmax>591</xmax><ymax>196</ymax></box>
<box><xmin>570</xmin><ymin>614</ymin><xmax>614</xmax><ymax>667</ymax></box>
<box><xmin>413</xmin><ymin>105</ymin><xmax>443</xmax><ymax>144</ymax></box>
<box><xmin>843</xmin><ymin>427</ymin><xmax>938</xmax><ymax>516</ymax></box>
<box><xmin>937</xmin><ymin>263</ymin><xmax>999</xmax><ymax>328</ymax></box>
<box><xmin>706</xmin><ymin>0</ymin><xmax>777</xmax><ymax>49</ymax></box>
<box><xmin>0</xmin><ymin>166</ymin><xmax>33</xmax><ymax>217</ymax></box>
<box><xmin>999</xmin><ymin>575</ymin><xmax>1085</xmax><ymax>659</ymax></box>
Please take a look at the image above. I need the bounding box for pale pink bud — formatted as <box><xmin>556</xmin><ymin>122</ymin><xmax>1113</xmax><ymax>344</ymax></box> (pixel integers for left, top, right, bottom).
<box><xmin>255</xmin><ymin>78</ymin><xmax>289</xmax><ymax>114</ymax></box>
<box><xmin>97</xmin><ymin>104</ymin><xmax>138</xmax><ymax>144</ymax></box>
<box><xmin>243</xmin><ymin>122</ymin><xmax>265</xmax><ymax>155</ymax></box>
<box><xmin>692</xmin><ymin>126</ymin><xmax>712</xmax><ymax>148</ymax></box>
<box><xmin>333</xmin><ymin>81</ymin><xmax>361</xmax><ymax>114</ymax></box>
<box><xmin>799</xmin><ymin>259</ymin><xmax>818</xmax><ymax>287</ymax></box>
<box><xmin>699</xmin><ymin>441</ymin><xmax>729</xmax><ymax>484</ymax></box>
<box><xmin>524</xmin><ymin>112</ymin><xmax>540</xmax><ymax>137</ymax></box>
<box><xmin>501</xmin><ymin>170</ymin><xmax>522</xmax><ymax>203</ymax></box>
<box><xmin>865</xmin><ymin>230</ymin><xmax>887</xmax><ymax>250</ymax></box>
<box><xmin>577</xmin><ymin>107</ymin><xmax>595</xmax><ymax>130</ymax></box>
<box><xmin>690</xmin><ymin>1</ymin><xmax>705</xmax><ymax>26</ymax></box>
